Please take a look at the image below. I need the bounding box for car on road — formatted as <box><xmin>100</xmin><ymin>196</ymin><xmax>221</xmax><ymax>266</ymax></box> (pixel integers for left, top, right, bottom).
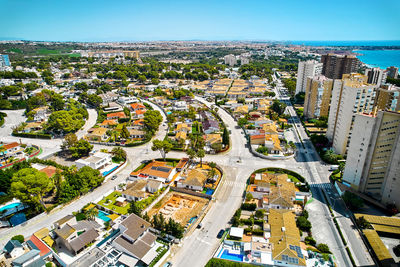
<box><xmin>217</xmin><ymin>229</ymin><xmax>225</xmax><ymax>238</ymax></box>
<box><xmin>111</xmin><ymin>175</ymin><xmax>117</xmax><ymax>180</ymax></box>
<box><xmin>329</xmin><ymin>165</ymin><xmax>339</xmax><ymax>171</ymax></box>
<box><xmin>197</xmin><ymin>223</ymin><xmax>203</xmax><ymax>229</ymax></box>
<box><xmin>163</xmin><ymin>262</ymin><xmax>172</xmax><ymax>267</ymax></box>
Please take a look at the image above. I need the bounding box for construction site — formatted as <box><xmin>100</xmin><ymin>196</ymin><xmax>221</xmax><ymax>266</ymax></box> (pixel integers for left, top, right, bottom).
<box><xmin>148</xmin><ymin>191</ymin><xmax>208</xmax><ymax>227</ymax></box>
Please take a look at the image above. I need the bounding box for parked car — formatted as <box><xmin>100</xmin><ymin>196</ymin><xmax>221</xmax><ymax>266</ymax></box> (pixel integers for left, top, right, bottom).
<box><xmin>197</xmin><ymin>223</ymin><xmax>203</xmax><ymax>229</ymax></box>
<box><xmin>111</xmin><ymin>175</ymin><xmax>118</xmax><ymax>180</ymax></box>
<box><xmin>163</xmin><ymin>262</ymin><xmax>172</xmax><ymax>267</ymax></box>
<box><xmin>217</xmin><ymin>229</ymin><xmax>225</xmax><ymax>238</ymax></box>
<box><xmin>329</xmin><ymin>165</ymin><xmax>339</xmax><ymax>171</ymax></box>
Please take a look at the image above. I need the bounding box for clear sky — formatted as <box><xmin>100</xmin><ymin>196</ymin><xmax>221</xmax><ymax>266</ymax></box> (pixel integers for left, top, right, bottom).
<box><xmin>1</xmin><ymin>0</ymin><xmax>399</xmax><ymax>42</ymax></box>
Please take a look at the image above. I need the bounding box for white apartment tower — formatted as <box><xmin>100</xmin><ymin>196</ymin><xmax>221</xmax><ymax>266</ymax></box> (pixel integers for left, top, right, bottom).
<box><xmin>224</xmin><ymin>54</ymin><xmax>237</xmax><ymax>67</ymax></box>
<box><xmin>326</xmin><ymin>73</ymin><xmax>378</xmax><ymax>155</ymax></box>
<box><xmin>365</xmin><ymin>67</ymin><xmax>387</xmax><ymax>86</ymax></box>
<box><xmin>343</xmin><ymin>111</ymin><xmax>400</xmax><ymax>209</ymax></box>
<box><xmin>295</xmin><ymin>60</ymin><xmax>323</xmax><ymax>95</ymax></box>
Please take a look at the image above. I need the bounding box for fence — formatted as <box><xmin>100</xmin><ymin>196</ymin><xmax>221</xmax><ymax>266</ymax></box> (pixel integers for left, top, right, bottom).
<box><xmin>170</xmin><ymin>187</ymin><xmax>212</xmax><ymax>200</ymax></box>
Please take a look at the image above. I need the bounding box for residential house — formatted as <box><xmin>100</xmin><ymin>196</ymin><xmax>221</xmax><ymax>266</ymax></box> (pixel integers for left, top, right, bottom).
<box><xmin>99</xmin><ymin>92</ymin><xmax>119</xmax><ymax>105</ymax></box>
<box><xmin>174</xmin><ymin>123</ymin><xmax>191</xmax><ymax>134</ymax></box>
<box><xmin>32</xmin><ymin>107</ymin><xmax>50</xmax><ymax>122</ymax></box>
<box><xmin>86</xmin><ymin>127</ymin><xmax>108</xmax><ymax>141</ymax></box>
<box><xmin>122</xmin><ymin>179</ymin><xmax>163</xmax><ymax>201</ymax></box>
<box><xmin>172</xmin><ymin>101</ymin><xmax>188</xmax><ymax>111</ymax></box>
<box><xmin>100</xmin><ymin>119</ymin><xmax>118</xmax><ymax>128</ymax></box>
<box><xmin>106</xmin><ymin>112</ymin><xmax>127</xmax><ymax>120</ymax></box>
<box><xmin>23</xmin><ymin>122</ymin><xmax>43</xmax><ymax>133</ymax></box>
<box><xmin>54</xmin><ymin>222</ymin><xmax>99</xmax><ymax>255</ymax></box>
<box><xmin>12</xmin><ymin>249</ymin><xmax>45</xmax><ymax>267</ymax></box>
<box><xmin>3</xmin><ymin>240</ymin><xmax>24</xmax><ymax>259</ymax></box>
<box><xmin>75</xmin><ymin>151</ymin><xmax>112</xmax><ymax>170</ymax></box>
<box><xmin>129</xmin><ymin>161</ymin><xmax>176</xmax><ymax>183</ymax></box>
<box><xmin>268</xmin><ymin>209</ymin><xmax>306</xmax><ymax>266</ymax></box>
<box><xmin>248</xmin><ymin>173</ymin><xmax>296</xmax><ymax>210</ymax></box>
<box><xmin>0</xmin><ymin>142</ymin><xmax>24</xmax><ymax>161</ymax></box>
<box><xmin>175</xmin><ymin>158</ymin><xmax>189</xmax><ymax>172</ymax></box>
<box><xmin>130</xmin><ymin>103</ymin><xmax>146</xmax><ymax>112</ymax></box>
<box><xmin>117</xmin><ymin>96</ymin><xmax>138</xmax><ymax>106</ymax></box>
<box><xmin>112</xmin><ymin>214</ymin><xmax>158</xmax><ymax>266</ymax></box>
<box><xmin>103</xmin><ymin>102</ymin><xmax>123</xmax><ymax>112</ymax></box>
<box><xmin>233</xmin><ymin>105</ymin><xmax>248</xmax><ymax>117</ymax></box>
<box><xmin>128</xmin><ymin>129</ymin><xmax>146</xmax><ymax>140</ymax></box>
<box><xmin>177</xmin><ymin>169</ymin><xmax>208</xmax><ymax>191</ymax></box>
<box><xmin>202</xmin><ymin>120</ymin><xmax>219</xmax><ymax>134</ymax></box>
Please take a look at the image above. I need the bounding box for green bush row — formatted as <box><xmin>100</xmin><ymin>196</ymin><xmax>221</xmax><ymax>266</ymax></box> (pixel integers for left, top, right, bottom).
<box><xmin>12</xmin><ymin>131</ymin><xmax>52</xmax><ymax>139</ymax></box>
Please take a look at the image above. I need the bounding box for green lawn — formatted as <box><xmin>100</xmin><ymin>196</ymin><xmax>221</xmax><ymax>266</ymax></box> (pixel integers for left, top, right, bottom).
<box><xmin>37</xmin><ymin>48</ymin><xmax>61</xmax><ymax>54</ymax></box>
<box><xmin>97</xmin><ymin>191</ymin><xmax>130</xmax><ymax>215</ymax></box>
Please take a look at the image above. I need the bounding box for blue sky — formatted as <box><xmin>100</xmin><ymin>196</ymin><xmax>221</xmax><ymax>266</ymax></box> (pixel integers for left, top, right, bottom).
<box><xmin>1</xmin><ymin>0</ymin><xmax>399</xmax><ymax>41</ymax></box>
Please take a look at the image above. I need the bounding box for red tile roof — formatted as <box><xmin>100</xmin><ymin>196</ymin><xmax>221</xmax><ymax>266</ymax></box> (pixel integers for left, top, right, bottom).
<box><xmin>2</xmin><ymin>142</ymin><xmax>19</xmax><ymax>150</ymax></box>
<box><xmin>29</xmin><ymin>234</ymin><xmax>50</xmax><ymax>256</ymax></box>
<box><xmin>130</xmin><ymin>103</ymin><xmax>146</xmax><ymax>110</ymax></box>
<box><xmin>107</xmin><ymin>112</ymin><xmax>127</xmax><ymax>119</ymax></box>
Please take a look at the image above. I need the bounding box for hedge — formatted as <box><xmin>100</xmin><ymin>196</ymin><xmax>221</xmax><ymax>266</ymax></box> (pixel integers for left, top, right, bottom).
<box><xmin>12</xmin><ymin>131</ymin><xmax>52</xmax><ymax>139</ymax></box>
<box><xmin>205</xmin><ymin>258</ymin><xmax>254</xmax><ymax>267</ymax></box>
<box><xmin>241</xmin><ymin>203</ymin><xmax>256</xmax><ymax>211</ymax></box>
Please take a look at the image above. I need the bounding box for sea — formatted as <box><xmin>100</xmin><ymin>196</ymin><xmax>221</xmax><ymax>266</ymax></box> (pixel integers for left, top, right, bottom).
<box><xmin>287</xmin><ymin>40</ymin><xmax>400</xmax><ymax>69</ymax></box>
<box><xmin>353</xmin><ymin>50</ymin><xmax>400</xmax><ymax>69</ymax></box>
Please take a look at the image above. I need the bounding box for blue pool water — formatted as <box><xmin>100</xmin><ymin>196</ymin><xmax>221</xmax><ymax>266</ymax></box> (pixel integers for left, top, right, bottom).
<box><xmin>218</xmin><ymin>249</ymin><xmax>244</xmax><ymax>262</ymax></box>
<box><xmin>0</xmin><ymin>202</ymin><xmax>21</xmax><ymax>212</ymax></box>
<box><xmin>97</xmin><ymin>210</ymin><xmax>111</xmax><ymax>222</ymax></box>
<box><xmin>205</xmin><ymin>189</ymin><xmax>214</xmax><ymax>195</ymax></box>
<box><xmin>102</xmin><ymin>166</ymin><xmax>118</xmax><ymax>176</ymax></box>
<box><xmin>188</xmin><ymin>216</ymin><xmax>197</xmax><ymax>224</ymax></box>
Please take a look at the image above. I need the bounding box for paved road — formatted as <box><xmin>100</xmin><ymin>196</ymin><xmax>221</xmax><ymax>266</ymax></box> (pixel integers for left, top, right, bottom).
<box><xmin>273</xmin><ymin>75</ymin><xmax>373</xmax><ymax>266</ymax></box>
<box><xmin>0</xmin><ymin>95</ymin><xmax>373</xmax><ymax>267</ymax></box>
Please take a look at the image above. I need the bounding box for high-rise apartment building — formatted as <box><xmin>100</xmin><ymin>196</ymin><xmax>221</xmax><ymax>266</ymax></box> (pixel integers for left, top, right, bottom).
<box><xmin>321</xmin><ymin>54</ymin><xmax>360</xmax><ymax>79</ymax></box>
<box><xmin>374</xmin><ymin>84</ymin><xmax>400</xmax><ymax>112</ymax></box>
<box><xmin>295</xmin><ymin>60</ymin><xmax>323</xmax><ymax>94</ymax></box>
<box><xmin>0</xmin><ymin>55</ymin><xmax>11</xmax><ymax>67</ymax></box>
<box><xmin>365</xmin><ymin>67</ymin><xmax>387</xmax><ymax>86</ymax></box>
<box><xmin>327</xmin><ymin>73</ymin><xmax>377</xmax><ymax>155</ymax></box>
<box><xmin>343</xmin><ymin>111</ymin><xmax>400</xmax><ymax>208</ymax></box>
<box><xmin>303</xmin><ymin>75</ymin><xmax>333</xmax><ymax>119</ymax></box>
<box><xmin>386</xmin><ymin>66</ymin><xmax>399</xmax><ymax>79</ymax></box>
<box><xmin>224</xmin><ymin>54</ymin><xmax>237</xmax><ymax>67</ymax></box>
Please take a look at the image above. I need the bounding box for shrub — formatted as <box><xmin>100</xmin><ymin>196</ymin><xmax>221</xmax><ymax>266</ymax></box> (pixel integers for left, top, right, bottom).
<box><xmin>305</xmin><ymin>236</ymin><xmax>316</xmax><ymax>246</ymax></box>
<box><xmin>296</xmin><ymin>216</ymin><xmax>312</xmax><ymax>232</ymax></box>
<box><xmin>11</xmin><ymin>235</ymin><xmax>25</xmax><ymax>243</ymax></box>
<box><xmin>241</xmin><ymin>203</ymin><xmax>256</xmax><ymax>211</ymax></box>
<box><xmin>317</xmin><ymin>243</ymin><xmax>331</xmax><ymax>254</ymax></box>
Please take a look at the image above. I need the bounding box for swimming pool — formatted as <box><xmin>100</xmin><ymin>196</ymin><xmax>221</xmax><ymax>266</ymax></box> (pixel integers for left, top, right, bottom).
<box><xmin>218</xmin><ymin>249</ymin><xmax>244</xmax><ymax>262</ymax></box>
<box><xmin>102</xmin><ymin>165</ymin><xmax>118</xmax><ymax>176</ymax></box>
<box><xmin>97</xmin><ymin>210</ymin><xmax>111</xmax><ymax>222</ymax></box>
<box><xmin>0</xmin><ymin>202</ymin><xmax>21</xmax><ymax>212</ymax></box>
<box><xmin>188</xmin><ymin>216</ymin><xmax>197</xmax><ymax>224</ymax></box>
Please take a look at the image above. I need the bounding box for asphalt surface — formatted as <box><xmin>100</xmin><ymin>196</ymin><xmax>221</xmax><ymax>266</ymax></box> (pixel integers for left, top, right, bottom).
<box><xmin>0</xmin><ymin>93</ymin><xmax>374</xmax><ymax>267</ymax></box>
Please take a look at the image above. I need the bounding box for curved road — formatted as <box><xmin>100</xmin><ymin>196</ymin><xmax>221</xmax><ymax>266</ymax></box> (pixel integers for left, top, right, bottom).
<box><xmin>0</xmin><ymin>97</ymin><xmax>372</xmax><ymax>267</ymax></box>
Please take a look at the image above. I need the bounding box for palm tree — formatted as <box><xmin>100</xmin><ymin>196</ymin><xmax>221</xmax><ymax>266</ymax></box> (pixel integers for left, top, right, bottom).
<box><xmin>197</xmin><ymin>149</ymin><xmax>205</xmax><ymax>167</ymax></box>
<box><xmin>186</xmin><ymin>148</ymin><xmax>196</xmax><ymax>163</ymax></box>
<box><xmin>85</xmin><ymin>207</ymin><xmax>98</xmax><ymax>221</ymax></box>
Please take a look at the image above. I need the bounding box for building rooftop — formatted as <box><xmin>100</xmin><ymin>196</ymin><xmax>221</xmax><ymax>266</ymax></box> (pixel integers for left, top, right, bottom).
<box><xmin>120</xmin><ymin>214</ymin><xmax>151</xmax><ymax>240</ymax></box>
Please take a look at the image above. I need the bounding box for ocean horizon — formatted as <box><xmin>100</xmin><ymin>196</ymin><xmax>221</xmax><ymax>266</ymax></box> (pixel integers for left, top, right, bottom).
<box><xmin>354</xmin><ymin>49</ymin><xmax>400</xmax><ymax>69</ymax></box>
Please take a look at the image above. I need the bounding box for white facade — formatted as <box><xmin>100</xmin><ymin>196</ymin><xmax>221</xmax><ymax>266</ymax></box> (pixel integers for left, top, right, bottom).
<box><xmin>342</xmin><ymin>114</ymin><xmax>375</xmax><ymax>188</ymax></box>
<box><xmin>224</xmin><ymin>54</ymin><xmax>237</xmax><ymax>67</ymax></box>
<box><xmin>327</xmin><ymin>77</ymin><xmax>377</xmax><ymax>155</ymax></box>
<box><xmin>365</xmin><ymin>67</ymin><xmax>387</xmax><ymax>86</ymax></box>
<box><xmin>295</xmin><ymin>60</ymin><xmax>322</xmax><ymax>95</ymax></box>
<box><xmin>75</xmin><ymin>152</ymin><xmax>112</xmax><ymax>170</ymax></box>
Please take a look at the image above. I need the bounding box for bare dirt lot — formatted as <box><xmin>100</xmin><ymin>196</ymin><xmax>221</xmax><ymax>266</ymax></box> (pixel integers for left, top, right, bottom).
<box><xmin>148</xmin><ymin>191</ymin><xmax>208</xmax><ymax>226</ymax></box>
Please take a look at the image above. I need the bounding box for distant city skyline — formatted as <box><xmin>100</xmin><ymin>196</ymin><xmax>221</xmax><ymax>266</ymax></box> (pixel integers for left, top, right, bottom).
<box><xmin>1</xmin><ymin>0</ymin><xmax>400</xmax><ymax>42</ymax></box>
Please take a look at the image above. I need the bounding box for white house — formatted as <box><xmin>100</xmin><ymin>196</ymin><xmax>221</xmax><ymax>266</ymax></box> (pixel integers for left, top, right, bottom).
<box><xmin>75</xmin><ymin>152</ymin><xmax>112</xmax><ymax>170</ymax></box>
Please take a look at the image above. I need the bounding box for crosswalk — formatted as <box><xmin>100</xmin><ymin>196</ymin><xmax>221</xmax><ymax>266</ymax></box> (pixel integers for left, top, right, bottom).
<box><xmin>309</xmin><ymin>182</ymin><xmax>332</xmax><ymax>190</ymax></box>
<box><xmin>220</xmin><ymin>180</ymin><xmax>246</xmax><ymax>188</ymax></box>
